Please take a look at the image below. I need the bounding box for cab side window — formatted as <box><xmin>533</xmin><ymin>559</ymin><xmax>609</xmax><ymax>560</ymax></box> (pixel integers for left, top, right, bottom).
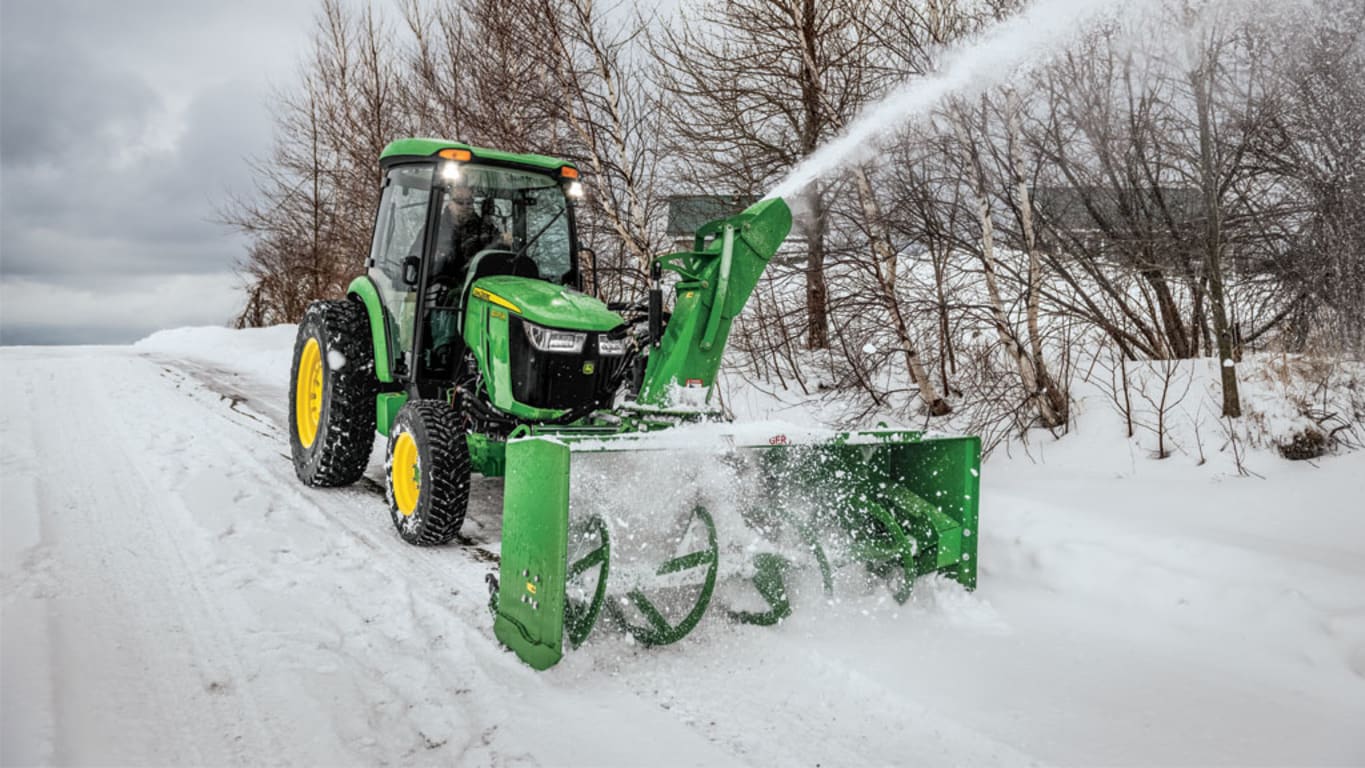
<box><xmin>367</xmin><ymin>164</ymin><xmax>434</xmax><ymax>374</ymax></box>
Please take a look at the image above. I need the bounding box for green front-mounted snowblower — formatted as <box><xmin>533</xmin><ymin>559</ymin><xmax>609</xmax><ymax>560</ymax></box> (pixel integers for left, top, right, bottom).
<box><xmin>495</xmin><ymin>429</ymin><xmax>980</xmax><ymax>669</ymax></box>
<box><xmin>287</xmin><ymin>138</ymin><xmax>981</xmax><ymax>670</ymax></box>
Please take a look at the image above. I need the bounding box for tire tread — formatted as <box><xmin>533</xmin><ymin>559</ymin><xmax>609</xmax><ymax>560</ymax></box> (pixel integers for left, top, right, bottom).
<box><xmin>290</xmin><ymin>299</ymin><xmax>377</xmax><ymax>487</ymax></box>
<box><xmin>388</xmin><ymin>400</ymin><xmax>470</xmax><ymax>545</ymax></box>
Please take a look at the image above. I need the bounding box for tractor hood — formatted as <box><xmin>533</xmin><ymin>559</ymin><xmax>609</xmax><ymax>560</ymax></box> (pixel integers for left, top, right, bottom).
<box><xmin>470</xmin><ymin>276</ymin><xmax>623</xmax><ymax>332</ymax></box>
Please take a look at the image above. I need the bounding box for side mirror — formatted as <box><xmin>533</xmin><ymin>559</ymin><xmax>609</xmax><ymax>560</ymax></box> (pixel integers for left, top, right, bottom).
<box><xmin>402</xmin><ymin>255</ymin><xmax>421</xmax><ymax>286</ymax></box>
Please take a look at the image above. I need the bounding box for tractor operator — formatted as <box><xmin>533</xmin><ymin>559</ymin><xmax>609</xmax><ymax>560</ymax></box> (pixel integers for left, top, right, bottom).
<box><xmin>433</xmin><ymin>184</ymin><xmax>510</xmax><ymax>283</ymax></box>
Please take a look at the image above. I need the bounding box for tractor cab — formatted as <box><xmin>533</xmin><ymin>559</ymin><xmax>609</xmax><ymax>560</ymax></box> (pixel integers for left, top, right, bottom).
<box><xmin>364</xmin><ymin>141</ymin><xmax>593</xmax><ymax>400</ymax></box>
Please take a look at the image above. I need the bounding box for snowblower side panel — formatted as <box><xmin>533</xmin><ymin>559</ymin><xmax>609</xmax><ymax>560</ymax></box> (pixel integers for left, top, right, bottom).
<box><xmin>892</xmin><ymin>435</ymin><xmax>981</xmax><ymax>588</ymax></box>
<box><xmin>493</xmin><ymin>438</ymin><xmax>570</xmax><ymax>670</ymax></box>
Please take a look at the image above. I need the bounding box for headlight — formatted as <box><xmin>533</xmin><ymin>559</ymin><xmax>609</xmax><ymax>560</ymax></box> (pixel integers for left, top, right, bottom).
<box><xmin>522</xmin><ymin>320</ymin><xmax>586</xmax><ymax>353</ymax></box>
<box><xmin>598</xmin><ymin>336</ymin><xmax>628</xmax><ymax>356</ymax></box>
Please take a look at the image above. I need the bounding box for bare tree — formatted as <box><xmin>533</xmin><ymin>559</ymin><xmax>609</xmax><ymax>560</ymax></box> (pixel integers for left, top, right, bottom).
<box><xmin>312</xmin><ymin>0</ymin><xmax>402</xmax><ymax>263</ymax></box>
<box><xmin>652</xmin><ymin>0</ymin><xmax>884</xmax><ymax>350</ymax></box>
<box><xmin>226</xmin><ymin>0</ymin><xmax>402</xmax><ymax>324</ymax></box>
<box><xmin>848</xmin><ymin>164</ymin><xmax>953</xmax><ymax>415</ymax></box>
<box><xmin>1251</xmin><ymin>0</ymin><xmax>1365</xmax><ymax>358</ymax></box>
<box><xmin>1187</xmin><ymin>25</ymin><xmax>1243</xmax><ymax>417</ymax></box>
<box><xmin>530</xmin><ymin>0</ymin><xmax>667</xmax><ymax>302</ymax></box>
<box><xmin>1003</xmin><ymin>88</ymin><xmax>1068</xmax><ymax>424</ymax></box>
<box><xmin>950</xmin><ymin>96</ymin><xmax>1063</xmax><ymax>426</ymax></box>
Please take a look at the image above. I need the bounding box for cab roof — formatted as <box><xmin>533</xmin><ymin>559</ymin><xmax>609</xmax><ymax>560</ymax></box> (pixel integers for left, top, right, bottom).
<box><xmin>379</xmin><ymin>138</ymin><xmax>577</xmax><ymax>175</ymax></box>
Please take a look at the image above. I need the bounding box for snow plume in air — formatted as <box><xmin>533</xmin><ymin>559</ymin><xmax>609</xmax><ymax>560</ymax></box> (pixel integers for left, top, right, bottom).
<box><xmin>765</xmin><ymin>0</ymin><xmax>1145</xmax><ymax>201</ymax></box>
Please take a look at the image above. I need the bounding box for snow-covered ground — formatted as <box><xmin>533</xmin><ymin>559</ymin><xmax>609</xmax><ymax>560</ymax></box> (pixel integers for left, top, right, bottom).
<box><xmin>2</xmin><ymin>327</ymin><xmax>1362</xmax><ymax>766</ymax></box>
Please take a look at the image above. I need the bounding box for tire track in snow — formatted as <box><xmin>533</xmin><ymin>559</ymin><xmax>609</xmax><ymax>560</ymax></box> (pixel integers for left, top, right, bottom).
<box><xmin>160</xmin><ymin>357</ymin><xmax>505</xmax><ymax>550</ymax></box>
<box><xmin>4</xmin><ymin>350</ymin><xmax>280</xmax><ymax>765</ymax></box>
<box><xmin>136</xmin><ymin>354</ymin><xmax>530</xmax><ymax>760</ymax></box>
<box><xmin>0</xmin><ymin>348</ymin><xmax>540</xmax><ymax>764</ymax></box>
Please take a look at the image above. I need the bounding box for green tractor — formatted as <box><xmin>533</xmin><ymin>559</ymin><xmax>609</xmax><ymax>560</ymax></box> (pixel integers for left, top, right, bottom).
<box><xmin>289</xmin><ymin>138</ymin><xmax>981</xmax><ymax>669</ymax></box>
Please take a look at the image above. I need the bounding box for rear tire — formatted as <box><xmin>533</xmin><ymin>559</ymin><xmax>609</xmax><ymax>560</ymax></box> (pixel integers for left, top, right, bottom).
<box><xmin>290</xmin><ymin>299</ymin><xmax>377</xmax><ymax>487</ymax></box>
<box><xmin>386</xmin><ymin>400</ymin><xmax>471</xmax><ymax>545</ymax></box>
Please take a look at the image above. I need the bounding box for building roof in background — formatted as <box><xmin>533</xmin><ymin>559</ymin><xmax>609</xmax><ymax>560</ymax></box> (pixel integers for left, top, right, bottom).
<box><xmin>1033</xmin><ymin>186</ymin><xmax>1205</xmax><ymax>234</ymax></box>
<box><xmin>666</xmin><ymin>194</ymin><xmax>759</xmax><ymax>237</ymax></box>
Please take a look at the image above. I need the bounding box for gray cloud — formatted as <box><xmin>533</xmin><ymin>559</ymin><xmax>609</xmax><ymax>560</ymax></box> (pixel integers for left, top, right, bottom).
<box><xmin>0</xmin><ymin>47</ymin><xmax>159</xmax><ymax>168</ymax></box>
<box><xmin>0</xmin><ymin>0</ymin><xmax>313</xmax><ymax>344</ymax></box>
<box><xmin>0</xmin><ymin>80</ymin><xmax>269</xmax><ymax>283</ymax></box>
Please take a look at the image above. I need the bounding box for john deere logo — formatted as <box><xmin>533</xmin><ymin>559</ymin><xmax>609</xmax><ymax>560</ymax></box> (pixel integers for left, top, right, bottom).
<box><xmin>582</xmin><ymin>362</ymin><xmax>595</xmax><ymax>375</ymax></box>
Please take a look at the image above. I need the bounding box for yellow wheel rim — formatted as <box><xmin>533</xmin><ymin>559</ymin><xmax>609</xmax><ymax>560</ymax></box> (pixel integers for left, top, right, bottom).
<box><xmin>391</xmin><ymin>432</ymin><xmax>421</xmax><ymax>516</ymax></box>
<box><xmin>295</xmin><ymin>337</ymin><xmax>324</xmax><ymax>448</ymax></box>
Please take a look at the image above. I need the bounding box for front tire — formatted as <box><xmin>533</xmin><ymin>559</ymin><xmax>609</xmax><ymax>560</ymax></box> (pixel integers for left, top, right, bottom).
<box><xmin>386</xmin><ymin>400</ymin><xmax>471</xmax><ymax>545</ymax></box>
<box><xmin>289</xmin><ymin>300</ymin><xmax>376</xmax><ymax>486</ymax></box>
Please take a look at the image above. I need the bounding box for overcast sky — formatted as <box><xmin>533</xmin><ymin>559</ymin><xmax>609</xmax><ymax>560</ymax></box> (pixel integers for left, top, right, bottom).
<box><xmin>1</xmin><ymin>0</ymin><xmax>316</xmax><ymax>345</ymax></box>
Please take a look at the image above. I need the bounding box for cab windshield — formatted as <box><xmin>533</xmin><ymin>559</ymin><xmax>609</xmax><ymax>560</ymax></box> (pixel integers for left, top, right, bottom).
<box><xmin>435</xmin><ymin>163</ymin><xmax>573</xmax><ymax>283</ymax></box>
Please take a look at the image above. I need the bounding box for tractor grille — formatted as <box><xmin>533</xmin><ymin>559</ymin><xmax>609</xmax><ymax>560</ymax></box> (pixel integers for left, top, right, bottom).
<box><xmin>508</xmin><ymin>317</ymin><xmax>625</xmax><ymax>412</ymax></box>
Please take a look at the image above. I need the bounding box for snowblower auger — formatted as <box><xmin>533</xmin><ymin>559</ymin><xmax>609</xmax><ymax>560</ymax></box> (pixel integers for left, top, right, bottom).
<box><xmin>286</xmin><ymin>138</ymin><xmax>981</xmax><ymax>671</ymax></box>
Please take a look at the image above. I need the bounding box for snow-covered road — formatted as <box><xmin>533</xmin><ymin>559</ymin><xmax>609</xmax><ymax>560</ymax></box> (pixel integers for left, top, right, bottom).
<box><xmin>3</xmin><ymin>335</ymin><xmax>1363</xmax><ymax>766</ymax></box>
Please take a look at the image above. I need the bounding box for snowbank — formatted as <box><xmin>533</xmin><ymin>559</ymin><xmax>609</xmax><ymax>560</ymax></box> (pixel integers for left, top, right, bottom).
<box><xmin>134</xmin><ymin>324</ymin><xmax>297</xmax><ymax>388</ymax></box>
